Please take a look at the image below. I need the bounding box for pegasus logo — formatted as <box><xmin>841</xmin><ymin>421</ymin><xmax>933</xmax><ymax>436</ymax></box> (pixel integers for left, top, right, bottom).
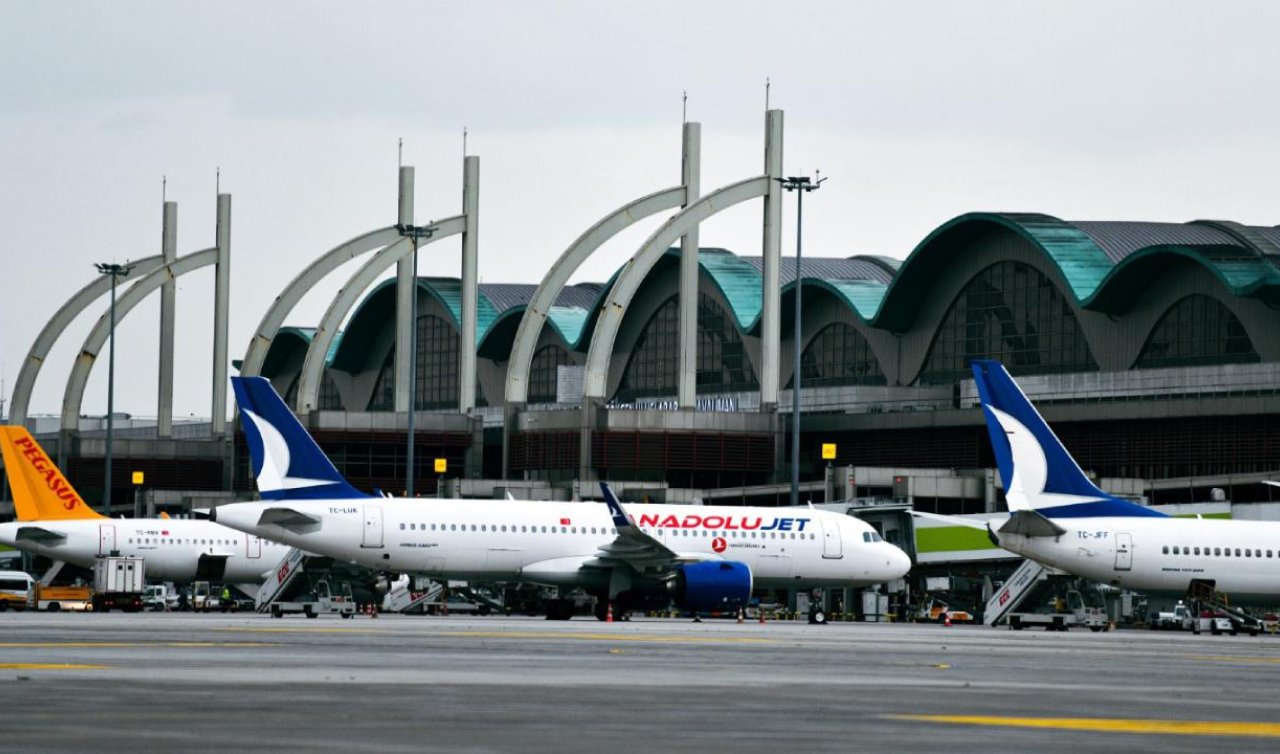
<box><xmin>14</xmin><ymin>436</ymin><xmax>84</xmax><ymax>511</ymax></box>
<box><xmin>241</xmin><ymin>409</ymin><xmax>337</xmax><ymax>492</ymax></box>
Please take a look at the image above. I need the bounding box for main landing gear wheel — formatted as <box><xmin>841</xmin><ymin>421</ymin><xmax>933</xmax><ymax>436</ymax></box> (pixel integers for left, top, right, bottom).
<box><xmin>809</xmin><ymin>610</ymin><xmax>828</xmax><ymax>625</ymax></box>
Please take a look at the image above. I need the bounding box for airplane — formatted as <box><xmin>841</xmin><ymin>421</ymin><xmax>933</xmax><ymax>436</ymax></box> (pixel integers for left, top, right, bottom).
<box><xmin>209</xmin><ymin>376</ymin><xmax>912</xmax><ymax>620</ymax></box>
<box><xmin>0</xmin><ymin>426</ymin><xmax>291</xmax><ymax>593</ymax></box>
<box><xmin>936</xmin><ymin>359</ymin><xmax>1280</xmax><ymax>605</ymax></box>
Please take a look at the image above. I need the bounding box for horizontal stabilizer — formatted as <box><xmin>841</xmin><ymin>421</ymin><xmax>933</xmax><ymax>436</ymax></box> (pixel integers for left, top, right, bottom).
<box><xmin>997</xmin><ymin>509</ymin><xmax>1067</xmax><ymax>538</ymax></box>
<box><xmin>257</xmin><ymin>507</ymin><xmax>322</xmax><ymax>531</ymax></box>
<box><xmin>15</xmin><ymin>525</ymin><xmax>67</xmax><ymax>543</ymax></box>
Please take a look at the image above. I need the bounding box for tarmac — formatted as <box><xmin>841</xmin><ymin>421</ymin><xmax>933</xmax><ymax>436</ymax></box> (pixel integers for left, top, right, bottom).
<box><xmin>1</xmin><ymin>612</ymin><xmax>1279</xmax><ymax>753</ymax></box>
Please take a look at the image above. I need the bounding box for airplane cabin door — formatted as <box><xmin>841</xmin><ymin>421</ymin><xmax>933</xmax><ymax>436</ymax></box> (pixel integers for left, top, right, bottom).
<box><xmin>1114</xmin><ymin>532</ymin><xmax>1133</xmax><ymax>571</ymax></box>
<box><xmin>820</xmin><ymin>519</ymin><xmax>843</xmax><ymax>559</ymax></box>
<box><xmin>247</xmin><ymin>534</ymin><xmax>262</xmax><ymax>559</ymax></box>
<box><xmin>362</xmin><ymin>506</ymin><xmax>384</xmax><ymax>548</ymax></box>
<box><xmin>98</xmin><ymin>524</ymin><xmax>117</xmax><ymax>555</ymax></box>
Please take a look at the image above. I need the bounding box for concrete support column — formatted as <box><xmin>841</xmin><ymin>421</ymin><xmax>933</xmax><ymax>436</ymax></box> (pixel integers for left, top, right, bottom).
<box><xmin>759</xmin><ymin>109</ymin><xmax>784</xmax><ymax>411</ymax></box>
<box><xmin>157</xmin><ymin>201</ymin><xmax>178</xmax><ymax>437</ymax></box>
<box><xmin>460</xmin><ymin>155</ymin><xmax>480</xmax><ymax>413</ymax></box>
<box><xmin>677</xmin><ymin>122</ymin><xmax>702</xmax><ymax>409</ymax></box>
<box><xmin>211</xmin><ymin>194</ymin><xmax>231</xmax><ymax>437</ymax></box>
<box><xmin>394</xmin><ymin>166</ymin><xmax>416</xmax><ymax>412</ymax></box>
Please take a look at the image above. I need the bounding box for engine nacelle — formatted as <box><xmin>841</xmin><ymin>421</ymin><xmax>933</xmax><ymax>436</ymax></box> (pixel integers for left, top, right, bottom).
<box><xmin>673</xmin><ymin>561</ymin><xmax>753</xmax><ymax>612</ymax></box>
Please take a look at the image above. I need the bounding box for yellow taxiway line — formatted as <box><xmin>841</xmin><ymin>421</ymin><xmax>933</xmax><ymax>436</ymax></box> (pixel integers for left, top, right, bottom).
<box><xmin>1188</xmin><ymin>655</ymin><xmax>1280</xmax><ymax>665</ymax></box>
<box><xmin>0</xmin><ymin>663</ymin><xmax>108</xmax><ymax>670</ymax></box>
<box><xmin>889</xmin><ymin>714</ymin><xmax>1280</xmax><ymax>739</ymax></box>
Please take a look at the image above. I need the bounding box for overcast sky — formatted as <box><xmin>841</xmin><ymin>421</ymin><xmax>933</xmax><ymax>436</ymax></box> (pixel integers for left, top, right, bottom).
<box><xmin>2</xmin><ymin>1</ymin><xmax>1278</xmax><ymax>420</ymax></box>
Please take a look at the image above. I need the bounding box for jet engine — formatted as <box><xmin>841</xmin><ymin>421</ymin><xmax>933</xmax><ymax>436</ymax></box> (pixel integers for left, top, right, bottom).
<box><xmin>672</xmin><ymin>561</ymin><xmax>753</xmax><ymax>612</ymax></box>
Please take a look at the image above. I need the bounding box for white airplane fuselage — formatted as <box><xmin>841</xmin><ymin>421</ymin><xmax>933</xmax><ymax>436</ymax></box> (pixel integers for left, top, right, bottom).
<box><xmin>214</xmin><ymin>498</ymin><xmax>910</xmax><ymax>590</ymax></box>
<box><xmin>996</xmin><ymin>516</ymin><xmax>1280</xmax><ymax>604</ymax></box>
<box><xmin>0</xmin><ymin>518</ymin><xmax>289</xmax><ymax>584</ymax></box>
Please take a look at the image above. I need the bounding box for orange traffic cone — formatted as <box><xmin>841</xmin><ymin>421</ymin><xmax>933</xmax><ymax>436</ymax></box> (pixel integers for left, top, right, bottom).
<box><xmin>943</xmin><ymin>612</ymin><xmax>952</xmax><ymax>627</ymax></box>
<box><xmin>759</xmin><ymin>608</ymin><xmax>766</xmax><ymax>625</ymax></box>
<box><xmin>606</xmin><ymin>603</ymin><xmax>614</xmax><ymax>623</ymax></box>
<box><xmin>737</xmin><ymin>608</ymin><xmax>745</xmax><ymax>624</ymax></box>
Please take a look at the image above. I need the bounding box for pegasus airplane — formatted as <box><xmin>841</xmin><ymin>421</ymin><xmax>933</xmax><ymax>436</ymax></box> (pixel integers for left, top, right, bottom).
<box><xmin>953</xmin><ymin>360</ymin><xmax>1280</xmax><ymax>604</ymax></box>
<box><xmin>210</xmin><ymin>377</ymin><xmax>911</xmax><ymax>620</ymax></box>
<box><xmin>0</xmin><ymin>427</ymin><xmax>290</xmax><ymax>591</ymax></box>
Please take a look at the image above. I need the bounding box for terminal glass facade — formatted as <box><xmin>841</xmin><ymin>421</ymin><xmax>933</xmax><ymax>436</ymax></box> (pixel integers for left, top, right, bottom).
<box><xmin>918</xmin><ymin>261</ymin><xmax>1097</xmax><ymax>384</ymax></box>
<box><xmin>1133</xmin><ymin>295</ymin><xmax>1259</xmax><ymax>369</ymax></box>
<box><xmin>528</xmin><ymin>345</ymin><xmax>570</xmax><ymax>404</ymax></box>
<box><xmin>367</xmin><ymin>315</ymin><xmax>462</xmax><ymax>410</ymax></box>
<box><xmin>789</xmin><ymin>322</ymin><xmax>886</xmax><ymax>388</ymax></box>
<box><xmin>616</xmin><ymin>292</ymin><xmax>758</xmax><ymax>401</ymax></box>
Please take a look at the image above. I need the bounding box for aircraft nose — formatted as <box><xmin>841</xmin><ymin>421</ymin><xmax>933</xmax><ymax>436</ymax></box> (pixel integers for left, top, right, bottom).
<box><xmin>883</xmin><ymin>545</ymin><xmax>912</xmax><ymax>581</ymax></box>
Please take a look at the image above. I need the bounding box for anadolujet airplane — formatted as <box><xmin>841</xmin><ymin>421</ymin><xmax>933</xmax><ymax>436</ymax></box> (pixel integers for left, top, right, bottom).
<box><xmin>0</xmin><ymin>427</ymin><xmax>290</xmax><ymax>592</ymax></box>
<box><xmin>211</xmin><ymin>377</ymin><xmax>911</xmax><ymax>620</ymax></box>
<box><xmin>940</xmin><ymin>360</ymin><xmax>1280</xmax><ymax>605</ymax></box>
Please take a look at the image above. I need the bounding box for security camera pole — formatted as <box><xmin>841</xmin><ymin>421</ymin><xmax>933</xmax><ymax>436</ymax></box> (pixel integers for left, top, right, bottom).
<box><xmin>777</xmin><ymin>174</ymin><xmax>825</xmax><ymax>507</ymax></box>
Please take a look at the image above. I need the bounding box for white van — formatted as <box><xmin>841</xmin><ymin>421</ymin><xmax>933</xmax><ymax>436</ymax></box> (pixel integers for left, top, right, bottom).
<box><xmin>0</xmin><ymin>570</ymin><xmax>35</xmax><ymax>611</ymax></box>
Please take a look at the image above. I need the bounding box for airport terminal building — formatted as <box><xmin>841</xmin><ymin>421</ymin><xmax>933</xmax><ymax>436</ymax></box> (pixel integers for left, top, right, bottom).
<box><xmin>7</xmin><ymin>114</ymin><xmax>1280</xmax><ymax>596</ymax></box>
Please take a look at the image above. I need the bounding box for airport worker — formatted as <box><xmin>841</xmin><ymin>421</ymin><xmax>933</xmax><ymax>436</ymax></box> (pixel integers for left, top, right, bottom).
<box><xmin>221</xmin><ymin>585</ymin><xmax>232</xmax><ymax>604</ymax></box>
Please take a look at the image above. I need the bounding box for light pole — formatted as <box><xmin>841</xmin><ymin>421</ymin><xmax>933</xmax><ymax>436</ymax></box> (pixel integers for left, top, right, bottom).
<box><xmin>395</xmin><ymin>223</ymin><xmax>435</xmax><ymax>497</ymax></box>
<box><xmin>95</xmin><ymin>261</ymin><xmax>135</xmax><ymax>514</ymax></box>
<box><xmin>778</xmin><ymin>175</ymin><xmax>825</xmax><ymax>507</ymax></box>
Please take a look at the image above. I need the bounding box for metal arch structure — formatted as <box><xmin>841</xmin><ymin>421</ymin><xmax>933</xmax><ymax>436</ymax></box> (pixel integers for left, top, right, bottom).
<box><xmin>582</xmin><ymin>176</ymin><xmax>772</xmax><ymax>400</ymax></box>
<box><xmin>294</xmin><ymin>215</ymin><xmax>467</xmax><ymax>412</ymax></box>
<box><xmin>239</xmin><ymin>226</ymin><xmax>402</xmax><ymax>378</ymax></box>
<box><xmin>502</xmin><ymin>185</ymin><xmax>687</xmax><ymax>406</ymax></box>
<box><xmin>60</xmin><ymin>248</ymin><xmax>218</xmax><ymax>432</ymax></box>
<box><xmin>9</xmin><ymin>254</ymin><xmax>166</xmax><ymax>427</ymax></box>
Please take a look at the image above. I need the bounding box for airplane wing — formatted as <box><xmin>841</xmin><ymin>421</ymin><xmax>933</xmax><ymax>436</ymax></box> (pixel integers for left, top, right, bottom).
<box><xmin>594</xmin><ymin>483</ymin><xmax>686</xmax><ymax>573</ymax></box>
<box><xmin>257</xmin><ymin>506</ymin><xmax>322</xmax><ymax>531</ymax></box>
<box><xmin>14</xmin><ymin>525</ymin><xmax>67</xmax><ymax>543</ymax></box>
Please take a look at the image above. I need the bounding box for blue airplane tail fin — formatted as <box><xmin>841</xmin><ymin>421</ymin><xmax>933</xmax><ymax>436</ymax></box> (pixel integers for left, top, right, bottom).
<box><xmin>970</xmin><ymin>360</ymin><xmax>1163</xmax><ymax>519</ymax></box>
<box><xmin>231</xmin><ymin>376</ymin><xmax>367</xmax><ymax>500</ymax></box>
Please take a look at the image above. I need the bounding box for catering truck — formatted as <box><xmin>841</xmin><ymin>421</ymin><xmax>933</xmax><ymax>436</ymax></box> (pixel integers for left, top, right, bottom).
<box><xmin>91</xmin><ymin>555</ymin><xmax>145</xmax><ymax>612</ymax></box>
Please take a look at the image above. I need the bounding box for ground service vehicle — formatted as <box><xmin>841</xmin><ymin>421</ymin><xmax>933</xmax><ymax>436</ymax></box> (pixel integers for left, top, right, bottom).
<box><xmin>92</xmin><ymin>555</ymin><xmax>145</xmax><ymax>612</ymax></box>
<box><xmin>0</xmin><ymin>570</ymin><xmax>34</xmax><ymax>611</ymax></box>
<box><xmin>270</xmin><ymin>579</ymin><xmax>356</xmax><ymax>619</ymax></box>
<box><xmin>1150</xmin><ymin>602</ymin><xmax>1193</xmax><ymax>630</ymax></box>
<box><xmin>29</xmin><ymin>583</ymin><xmax>93</xmax><ymax>612</ymax></box>
<box><xmin>1008</xmin><ymin>590</ymin><xmax>1108</xmax><ymax>632</ymax></box>
<box><xmin>142</xmin><ymin>584</ymin><xmax>178</xmax><ymax>611</ymax></box>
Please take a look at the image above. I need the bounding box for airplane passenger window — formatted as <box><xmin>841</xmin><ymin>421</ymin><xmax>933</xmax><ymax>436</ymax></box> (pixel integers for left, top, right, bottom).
<box><xmin>1235</xmin><ymin>548</ymin><xmax>1242</xmax><ymax>557</ymax></box>
<box><xmin>1194</xmin><ymin>547</ymin><xmax>1200</xmax><ymax>555</ymax></box>
<box><xmin>399</xmin><ymin>524</ymin><xmax>406</xmax><ymax>530</ymax></box>
<box><xmin>450</xmin><ymin>524</ymin><xmax>457</xmax><ymax>531</ymax></box>
<box><xmin>521</xmin><ymin>526</ymin><xmax>528</xmax><ymax>533</ymax></box>
<box><xmin>502</xmin><ymin>525</ymin><xmax>508</xmax><ymax>532</ymax></box>
<box><xmin>1269</xmin><ymin>550</ymin><xmax>1274</xmax><ymax>558</ymax></box>
<box><xmin>1213</xmin><ymin>547</ymin><xmax>1220</xmax><ymax>555</ymax></box>
<box><xmin>561</xmin><ymin>527</ymin><xmax>567</xmax><ymax>534</ymax></box>
<box><xmin>1246</xmin><ymin>548</ymin><xmax>1253</xmax><ymax>557</ymax></box>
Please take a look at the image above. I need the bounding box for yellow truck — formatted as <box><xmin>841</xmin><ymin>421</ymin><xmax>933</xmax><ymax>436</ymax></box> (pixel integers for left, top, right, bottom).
<box><xmin>29</xmin><ymin>583</ymin><xmax>94</xmax><ymax>612</ymax></box>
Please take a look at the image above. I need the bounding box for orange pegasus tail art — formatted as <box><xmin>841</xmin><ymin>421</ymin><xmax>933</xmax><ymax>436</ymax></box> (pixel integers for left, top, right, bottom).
<box><xmin>0</xmin><ymin>426</ymin><xmax>104</xmax><ymax>521</ymax></box>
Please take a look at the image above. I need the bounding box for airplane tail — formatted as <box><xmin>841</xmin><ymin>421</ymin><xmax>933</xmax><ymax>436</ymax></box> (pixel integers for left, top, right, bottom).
<box><xmin>0</xmin><ymin>426</ymin><xmax>105</xmax><ymax>521</ymax></box>
<box><xmin>970</xmin><ymin>361</ymin><xmax>1164</xmax><ymax>519</ymax></box>
<box><xmin>230</xmin><ymin>377</ymin><xmax>367</xmax><ymax>500</ymax></box>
